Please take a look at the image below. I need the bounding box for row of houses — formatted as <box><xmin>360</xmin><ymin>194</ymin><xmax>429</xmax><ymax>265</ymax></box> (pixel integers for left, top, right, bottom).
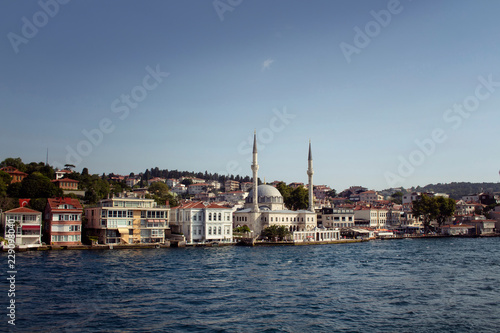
<box><xmin>1</xmin><ymin>193</ymin><xmax>237</xmax><ymax>248</ymax></box>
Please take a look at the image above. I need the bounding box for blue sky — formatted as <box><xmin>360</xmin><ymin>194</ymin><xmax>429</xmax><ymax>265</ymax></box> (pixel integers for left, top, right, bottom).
<box><xmin>1</xmin><ymin>0</ymin><xmax>499</xmax><ymax>192</ymax></box>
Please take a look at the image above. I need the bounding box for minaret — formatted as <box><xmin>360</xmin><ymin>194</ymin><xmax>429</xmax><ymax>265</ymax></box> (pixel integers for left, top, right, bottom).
<box><xmin>307</xmin><ymin>140</ymin><xmax>314</xmax><ymax>212</ymax></box>
<box><xmin>251</xmin><ymin>131</ymin><xmax>259</xmax><ymax>212</ymax></box>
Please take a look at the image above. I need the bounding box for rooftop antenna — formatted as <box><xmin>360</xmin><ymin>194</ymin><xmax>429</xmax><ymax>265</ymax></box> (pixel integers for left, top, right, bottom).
<box><xmin>46</xmin><ymin>147</ymin><xmax>49</xmax><ymax>165</ymax></box>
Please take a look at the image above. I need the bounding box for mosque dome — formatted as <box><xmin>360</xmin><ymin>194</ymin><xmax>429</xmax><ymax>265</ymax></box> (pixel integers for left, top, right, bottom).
<box><xmin>246</xmin><ymin>185</ymin><xmax>284</xmax><ymax>206</ymax></box>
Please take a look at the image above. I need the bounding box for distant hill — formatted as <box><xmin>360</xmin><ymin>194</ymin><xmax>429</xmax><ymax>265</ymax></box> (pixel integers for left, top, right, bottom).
<box><xmin>413</xmin><ymin>182</ymin><xmax>500</xmax><ymax>200</ymax></box>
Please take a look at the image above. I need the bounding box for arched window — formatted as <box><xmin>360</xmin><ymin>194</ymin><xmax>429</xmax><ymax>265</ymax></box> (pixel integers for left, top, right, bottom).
<box><xmin>218</xmin><ymin>213</ymin><xmax>222</xmax><ymax>221</ymax></box>
<box><xmin>208</xmin><ymin>227</ymin><xmax>212</xmax><ymax>235</ymax></box>
<box><xmin>209</xmin><ymin>213</ymin><xmax>212</xmax><ymax>221</ymax></box>
<box><xmin>218</xmin><ymin>226</ymin><xmax>222</xmax><ymax>235</ymax></box>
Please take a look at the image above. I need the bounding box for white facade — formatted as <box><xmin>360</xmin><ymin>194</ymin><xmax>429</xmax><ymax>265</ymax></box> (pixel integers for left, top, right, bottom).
<box><xmin>2</xmin><ymin>207</ymin><xmax>42</xmax><ymax>247</ymax></box>
<box><xmin>318</xmin><ymin>207</ymin><xmax>355</xmax><ymax>228</ymax></box>
<box><xmin>171</xmin><ymin>184</ymin><xmax>187</xmax><ymax>195</ymax></box>
<box><xmin>170</xmin><ymin>201</ymin><xmax>233</xmax><ymax>243</ymax></box>
<box><xmin>354</xmin><ymin>207</ymin><xmax>388</xmax><ymax>228</ymax></box>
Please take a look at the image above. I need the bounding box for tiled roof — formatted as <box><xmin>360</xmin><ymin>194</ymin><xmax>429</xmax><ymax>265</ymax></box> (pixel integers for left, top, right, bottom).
<box><xmin>47</xmin><ymin>197</ymin><xmax>83</xmax><ymax>210</ymax></box>
<box><xmin>52</xmin><ymin>178</ymin><xmax>79</xmax><ymax>183</ymax></box>
<box><xmin>5</xmin><ymin>207</ymin><xmax>41</xmax><ymax>214</ymax></box>
<box><xmin>172</xmin><ymin>201</ymin><xmax>231</xmax><ymax>210</ymax></box>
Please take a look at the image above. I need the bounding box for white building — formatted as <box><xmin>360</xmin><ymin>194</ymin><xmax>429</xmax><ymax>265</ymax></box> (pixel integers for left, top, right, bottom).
<box><xmin>188</xmin><ymin>183</ymin><xmax>208</xmax><ymax>195</ymax></box>
<box><xmin>169</xmin><ymin>201</ymin><xmax>233</xmax><ymax>243</ymax></box>
<box><xmin>166</xmin><ymin>179</ymin><xmax>179</xmax><ymax>188</ymax></box>
<box><xmin>318</xmin><ymin>207</ymin><xmax>354</xmax><ymax>228</ymax></box>
<box><xmin>171</xmin><ymin>184</ymin><xmax>187</xmax><ymax>195</ymax></box>
<box><xmin>354</xmin><ymin>207</ymin><xmax>388</xmax><ymax>229</ymax></box>
<box><xmin>2</xmin><ymin>207</ymin><xmax>42</xmax><ymax>247</ymax></box>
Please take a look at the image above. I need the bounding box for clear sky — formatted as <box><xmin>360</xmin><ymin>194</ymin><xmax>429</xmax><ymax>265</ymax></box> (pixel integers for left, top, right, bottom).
<box><xmin>1</xmin><ymin>0</ymin><xmax>499</xmax><ymax>192</ymax></box>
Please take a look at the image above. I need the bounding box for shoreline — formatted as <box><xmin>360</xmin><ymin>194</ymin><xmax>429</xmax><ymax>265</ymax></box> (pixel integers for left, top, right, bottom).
<box><xmin>3</xmin><ymin>233</ymin><xmax>499</xmax><ymax>253</ymax></box>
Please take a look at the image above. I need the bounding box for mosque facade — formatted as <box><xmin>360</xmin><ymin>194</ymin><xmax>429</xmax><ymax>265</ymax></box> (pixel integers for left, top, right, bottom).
<box><xmin>233</xmin><ymin>132</ymin><xmax>318</xmax><ymax>237</ymax></box>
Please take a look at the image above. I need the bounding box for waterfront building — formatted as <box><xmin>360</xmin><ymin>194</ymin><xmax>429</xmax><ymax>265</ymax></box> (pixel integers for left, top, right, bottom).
<box><xmin>85</xmin><ymin>194</ymin><xmax>170</xmax><ymax>245</ymax></box>
<box><xmin>0</xmin><ymin>166</ymin><xmax>27</xmax><ymax>183</ymax></box>
<box><xmin>44</xmin><ymin>197</ymin><xmax>83</xmax><ymax>246</ymax></box>
<box><xmin>2</xmin><ymin>207</ymin><xmax>42</xmax><ymax>247</ymax></box>
<box><xmin>169</xmin><ymin>201</ymin><xmax>233</xmax><ymax>243</ymax></box>
<box><xmin>354</xmin><ymin>206</ymin><xmax>388</xmax><ymax>229</ymax></box>
<box><xmin>233</xmin><ymin>134</ymin><xmax>322</xmax><ymax>239</ymax></box>
<box><xmin>317</xmin><ymin>207</ymin><xmax>354</xmax><ymax>229</ymax></box>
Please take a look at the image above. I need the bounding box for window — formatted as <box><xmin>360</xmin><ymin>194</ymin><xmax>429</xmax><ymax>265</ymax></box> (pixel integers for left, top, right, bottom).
<box><xmin>218</xmin><ymin>213</ymin><xmax>222</xmax><ymax>221</ymax></box>
<box><xmin>218</xmin><ymin>226</ymin><xmax>222</xmax><ymax>235</ymax></box>
<box><xmin>208</xmin><ymin>213</ymin><xmax>212</xmax><ymax>221</ymax></box>
<box><xmin>208</xmin><ymin>227</ymin><xmax>212</xmax><ymax>235</ymax></box>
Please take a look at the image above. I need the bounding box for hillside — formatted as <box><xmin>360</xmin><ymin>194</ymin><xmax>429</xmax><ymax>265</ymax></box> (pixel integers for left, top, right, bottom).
<box><xmin>413</xmin><ymin>182</ymin><xmax>500</xmax><ymax>200</ymax></box>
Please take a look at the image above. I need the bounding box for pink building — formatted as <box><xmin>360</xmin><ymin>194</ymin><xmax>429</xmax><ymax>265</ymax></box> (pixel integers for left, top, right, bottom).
<box><xmin>44</xmin><ymin>197</ymin><xmax>83</xmax><ymax>246</ymax></box>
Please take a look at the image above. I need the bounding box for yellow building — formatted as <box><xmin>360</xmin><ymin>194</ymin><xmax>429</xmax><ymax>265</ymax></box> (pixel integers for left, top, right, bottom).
<box><xmin>85</xmin><ymin>193</ymin><xmax>170</xmax><ymax>244</ymax></box>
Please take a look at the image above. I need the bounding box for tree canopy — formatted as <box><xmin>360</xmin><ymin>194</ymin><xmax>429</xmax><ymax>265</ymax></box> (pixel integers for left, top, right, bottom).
<box><xmin>412</xmin><ymin>194</ymin><xmax>456</xmax><ymax>232</ymax></box>
<box><xmin>262</xmin><ymin>225</ymin><xmax>290</xmax><ymax>241</ymax></box>
<box><xmin>276</xmin><ymin>182</ymin><xmax>309</xmax><ymax>210</ymax></box>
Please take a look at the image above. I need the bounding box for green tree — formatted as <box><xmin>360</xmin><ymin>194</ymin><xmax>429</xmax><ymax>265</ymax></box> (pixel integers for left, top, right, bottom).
<box><xmin>234</xmin><ymin>225</ymin><xmax>251</xmax><ymax>233</ymax></box>
<box><xmin>262</xmin><ymin>225</ymin><xmax>290</xmax><ymax>241</ymax></box>
<box><xmin>326</xmin><ymin>189</ymin><xmax>337</xmax><ymax>198</ymax></box>
<box><xmin>83</xmin><ymin>175</ymin><xmax>110</xmax><ymax>204</ymax></box>
<box><xmin>181</xmin><ymin>178</ymin><xmax>193</xmax><ymax>186</ymax></box>
<box><xmin>26</xmin><ymin>162</ymin><xmax>54</xmax><ymax>179</ymax></box>
<box><xmin>391</xmin><ymin>191</ymin><xmax>404</xmax><ymax>204</ymax></box>
<box><xmin>276</xmin><ymin>182</ymin><xmax>291</xmax><ymax>207</ymax></box>
<box><xmin>149</xmin><ymin>182</ymin><xmax>169</xmax><ymax>196</ymax></box>
<box><xmin>0</xmin><ymin>157</ymin><xmax>26</xmax><ymax>172</ymax></box>
<box><xmin>0</xmin><ymin>178</ymin><xmax>7</xmax><ymax>197</ymax></box>
<box><xmin>20</xmin><ymin>172</ymin><xmax>61</xmax><ymax>198</ymax></box>
<box><xmin>0</xmin><ymin>170</ymin><xmax>12</xmax><ymax>185</ymax></box>
<box><xmin>28</xmin><ymin>198</ymin><xmax>47</xmax><ymax>212</ymax></box>
<box><xmin>0</xmin><ymin>197</ymin><xmax>16</xmax><ymax>212</ymax></box>
<box><xmin>412</xmin><ymin>194</ymin><xmax>438</xmax><ymax>233</ymax></box>
<box><xmin>435</xmin><ymin>196</ymin><xmax>456</xmax><ymax>227</ymax></box>
<box><xmin>289</xmin><ymin>186</ymin><xmax>309</xmax><ymax>210</ymax></box>
<box><xmin>7</xmin><ymin>182</ymin><xmax>22</xmax><ymax>198</ymax></box>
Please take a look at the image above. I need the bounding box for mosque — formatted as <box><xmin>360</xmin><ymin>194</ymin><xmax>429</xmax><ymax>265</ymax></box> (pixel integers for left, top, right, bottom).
<box><xmin>234</xmin><ymin>132</ymin><xmax>318</xmax><ymax>238</ymax></box>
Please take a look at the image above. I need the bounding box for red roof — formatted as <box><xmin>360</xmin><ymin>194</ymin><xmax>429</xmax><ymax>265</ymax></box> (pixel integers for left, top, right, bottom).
<box><xmin>52</xmin><ymin>178</ymin><xmax>79</xmax><ymax>183</ymax></box>
<box><xmin>47</xmin><ymin>197</ymin><xmax>83</xmax><ymax>210</ymax></box>
<box><xmin>5</xmin><ymin>207</ymin><xmax>41</xmax><ymax>214</ymax></box>
<box><xmin>172</xmin><ymin>201</ymin><xmax>230</xmax><ymax>210</ymax></box>
<box><xmin>0</xmin><ymin>166</ymin><xmax>27</xmax><ymax>176</ymax></box>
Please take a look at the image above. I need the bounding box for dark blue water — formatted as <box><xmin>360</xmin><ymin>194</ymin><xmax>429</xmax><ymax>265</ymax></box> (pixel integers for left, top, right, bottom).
<box><xmin>2</xmin><ymin>238</ymin><xmax>500</xmax><ymax>332</ymax></box>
